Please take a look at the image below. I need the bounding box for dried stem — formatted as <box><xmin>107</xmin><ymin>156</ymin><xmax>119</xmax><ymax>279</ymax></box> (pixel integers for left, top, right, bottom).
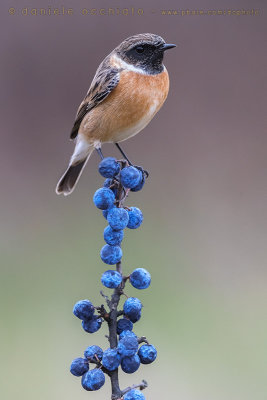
<box><xmin>107</xmin><ymin>261</ymin><xmax>127</xmax><ymax>399</ymax></box>
<box><xmin>108</xmin><ymin>173</ymin><xmax>127</xmax><ymax>399</ymax></box>
<box><xmin>121</xmin><ymin>380</ymin><xmax>148</xmax><ymax>395</ymax></box>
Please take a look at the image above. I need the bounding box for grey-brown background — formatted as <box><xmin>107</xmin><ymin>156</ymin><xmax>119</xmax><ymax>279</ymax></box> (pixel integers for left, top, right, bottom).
<box><xmin>1</xmin><ymin>0</ymin><xmax>266</xmax><ymax>399</ymax></box>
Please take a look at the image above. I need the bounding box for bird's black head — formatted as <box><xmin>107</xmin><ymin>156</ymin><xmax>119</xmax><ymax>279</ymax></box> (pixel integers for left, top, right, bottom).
<box><xmin>115</xmin><ymin>33</ymin><xmax>176</xmax><ymax>74</ymax></box>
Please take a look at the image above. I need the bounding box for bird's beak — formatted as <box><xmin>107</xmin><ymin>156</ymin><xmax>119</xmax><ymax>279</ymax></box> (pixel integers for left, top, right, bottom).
<box><xmin>162</xmin><ymin>43</ymin><xmax>176</xmax><ymax>51</ymax></box>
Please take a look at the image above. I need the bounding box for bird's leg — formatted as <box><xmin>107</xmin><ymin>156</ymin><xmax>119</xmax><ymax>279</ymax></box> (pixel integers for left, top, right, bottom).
<box><xmin>96</xmin><ymin>147</ymin><xmax>104</xmax><ymax>160</ymax></box>
<box><xmin>115</xmin><ymin>143</ymin><xmax>149</xmax><ymax>178</ymax></box>
<box><xmin>115</xmin><ymin>143</ymin><xmax>132</xmax><ymax>166</ymax></box>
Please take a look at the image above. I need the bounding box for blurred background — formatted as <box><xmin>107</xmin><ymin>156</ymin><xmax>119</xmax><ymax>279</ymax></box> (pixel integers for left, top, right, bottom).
<box><xmin>1</xmin><ymin>0</ymin><xmax>266</xmax><ymax>399</ymax></box>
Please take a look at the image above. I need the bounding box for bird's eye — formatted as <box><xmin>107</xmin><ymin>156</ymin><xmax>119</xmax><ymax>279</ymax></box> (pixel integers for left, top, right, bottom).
<box><xmin>135</xmin><ymin>46</ymin><xmax>144</xmax><ymax>54</ymax></box>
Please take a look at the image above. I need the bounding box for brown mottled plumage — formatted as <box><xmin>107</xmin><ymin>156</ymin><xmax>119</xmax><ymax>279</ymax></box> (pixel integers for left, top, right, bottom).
<box><xmin>56</xmin><ymin>33</ymin><xmax>175</xmax><ymax>195</ymax></box>
<box><xmin>70</xmin><ymin>64</ymin><xmax>121</xmax><ymax>140</ymax></box>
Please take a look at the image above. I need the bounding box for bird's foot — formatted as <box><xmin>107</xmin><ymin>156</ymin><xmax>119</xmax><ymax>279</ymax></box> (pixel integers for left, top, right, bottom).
<box><xmin>134</xmin><ymin>165</ymin><xmax>149</xmax><ymax>178</ymax></box>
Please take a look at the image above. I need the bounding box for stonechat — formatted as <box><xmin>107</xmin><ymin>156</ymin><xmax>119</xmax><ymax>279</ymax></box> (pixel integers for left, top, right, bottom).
<box><xmin>56</xmin><ymin>33</ymin><xmax>175</xmax><ymax>195</ymax></box>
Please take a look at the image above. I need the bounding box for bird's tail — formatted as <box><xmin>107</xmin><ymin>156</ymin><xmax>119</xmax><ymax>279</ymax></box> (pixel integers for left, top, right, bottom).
<box><xmin>56</xmin><ymin>144</ymin><xmax>94</xmax><ymax>196</ymax></box>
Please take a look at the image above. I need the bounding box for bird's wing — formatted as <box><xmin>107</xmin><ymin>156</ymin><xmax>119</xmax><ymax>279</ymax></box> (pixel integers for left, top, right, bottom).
<box><xmin>70</xmin><ymin>63</ymin><xmax>121</xmax><ymax>140</ymax></box>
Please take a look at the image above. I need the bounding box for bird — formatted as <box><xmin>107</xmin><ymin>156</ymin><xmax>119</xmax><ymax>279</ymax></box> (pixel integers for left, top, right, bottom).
<box><xmin>56</xmin><ymin>33</ymin><xmax>176</xmax><ymax>195</ymax></box>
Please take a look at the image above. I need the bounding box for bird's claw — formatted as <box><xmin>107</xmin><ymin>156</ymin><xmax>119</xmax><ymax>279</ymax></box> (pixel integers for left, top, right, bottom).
<box><xmin>134</xmin><ymin>166</ymin><xmax>149</xmax><ymax>179</ymax></box>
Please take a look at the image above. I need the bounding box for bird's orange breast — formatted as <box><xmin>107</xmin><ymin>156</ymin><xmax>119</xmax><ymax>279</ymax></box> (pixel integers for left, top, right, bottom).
<box><xmin>80</xmin><ymin>68</ymin><xmax>170</xmax><ymax>143</ymax></box>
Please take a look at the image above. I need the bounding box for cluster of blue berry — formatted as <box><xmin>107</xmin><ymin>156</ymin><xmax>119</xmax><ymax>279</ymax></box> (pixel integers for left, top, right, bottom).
<box><xmin>70</xmin><ymin>157</ymin><xmax>156</xmax><ymax>400</ymax></box>
<box><xmin>94</xmin><ymin>158</ymin><xmax>145</xmax><ymax>265</ymax></box>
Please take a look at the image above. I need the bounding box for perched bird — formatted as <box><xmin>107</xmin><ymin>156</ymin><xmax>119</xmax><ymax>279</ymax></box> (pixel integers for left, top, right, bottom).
<box><xmin>56</xmin><ymin>33</ymin><xmax>175</xmax><ymax>195</ymax></box>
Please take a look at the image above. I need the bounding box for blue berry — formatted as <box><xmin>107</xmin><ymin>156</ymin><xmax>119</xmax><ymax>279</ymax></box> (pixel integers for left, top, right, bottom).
<box><xmin>127</xmin><ymin>207</ymin><xmax>143</xmax><ymax>229</ymax></box>
<box><xmin>130</xmin><ymin>268</ymin><xmax>151</xmax><ymax>290</ymax></box>
<box><xmin>107</xmin><ymin>207</ymin><xmax>129</xmax><ymax>230</ymax></box>
<box><xmin>121</xmin><ymin>354</ymin><xmax>140</xmax><ymax>374</ymax></box>
<box><xmin>84</xmin><ymin>345</ymin><xmax>103</xmax><ymax>362</ymax></box>
<box><xmin>82</xmin><ymin>315</ymin><xmax>102</xmax><ymax>333</ymax></box>
<box><xmin>81</xmin><ymin>368</ymin><xmax>105</xmax><ymax>391</ymax></box>
<box><xmin>119</xmin><ymin>330</ymin><xmax>137</xmax><ymax>340</ymax></box>
<box><xmin>104</xmin><ymin>225</ymin><xmax>124</xmax><ymax>246</ymax></box>
<box><xmin>118</xmin><ymin>335</ymin><xmax>139</xmax><ymax>357</ymax></box>
<box><xmin>123</xmin><ymin>297</ymin><xmax>142</xmax><ymax>323</ymax></box>
<box><xmin>117</xmin><ymin>318</ymin><xmax>133</xmax><ymax>335</ymax></box>
<box><xmin>100</xmin><ymin>244</ymin><xmax>122</xmax><ymax>265</ymax></box>
<box><xmin>130</xmin><ymin>311</ymin><xmax>141</xmax><ymax>323</ymax></box>
<box><xmin>124</xmin><ymin>389</ymin><xmax>145</xmax><ymax>400</ymax></box>
<box><xmin>73</xmin><ymin>300</ymin><xmax>94</xmax><ymax>320</ymax></box>
<box><xmin>131</xmin><ymin>173</ymin><xmax>145</xmax><ymax>192</ymax></box>
<box><xmin>101</xmin><ymin>270</ymin><xmax>122</xmax><ymax>288</ymax></box>
<box><xmin>103</xmin><ymin>206</ymin><xmax>114</xmax><ymax>220</ymax></box>
<box><xmin>103</xmin><ymin>178</ymin><xmax>113</xmax><ymax>187</ymax></box>
<box><xmin>120</xmin><ymin>166</ymin><xmax>142</xmax><ymax>189</ymax></box>
<box><xmin>99</xmin><ymin>157</ymin><xmax>120</xmax><ymax>178</ymax></box>
<box><xmin>70</xmin><ymin>357</ymin><xmax>89</xmax><ymax>376</ymax></box>
<box><xmin>138</xmin><ymin>344</ymin><xmax>157</xmax><ymax>364</ymax></box>
<box><xmin>93</xmin><ymin>188</ymin><xmax>115</xmax><ymax>210</ymax></box>
<box><xmin>102</xmin><ymin>348</ymin><xmax>121</xmax><ymax>371</ymax></box>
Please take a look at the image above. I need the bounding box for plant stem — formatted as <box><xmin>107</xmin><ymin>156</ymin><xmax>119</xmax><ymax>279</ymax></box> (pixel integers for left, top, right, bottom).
<box><xmin>107</xmin><ymin>164</ymin><xmax>130</xmax><ymax>399</ymax></box>
<box><xmin>107</xmin><ymin>262</ymin><xmax>126</xmax><ymax>399</ymax></box>
<box><xmin>121</xmin><ymin>380</ymin><xmax>148</xmax><ymax>395</ymax></box>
